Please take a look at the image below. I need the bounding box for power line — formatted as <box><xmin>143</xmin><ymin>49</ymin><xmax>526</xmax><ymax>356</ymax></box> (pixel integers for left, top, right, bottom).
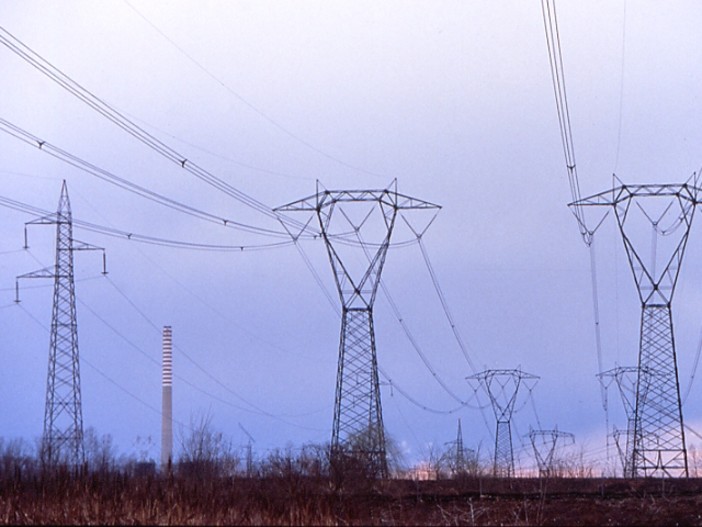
<box><xmin>120</xmin><ymin>0</ymin><xmax>387</xmax><ymax>180</ymax></box>
<box><xmin>378</xmin><ymin>365</ymin><xmax>486</xmax><ymax>415</ymax></box>
<box><xmin>118</xmin><ymin>108</ymin><xmax>313</xmax><ymax>182</ymax></box>
<box><xmin>292</xmin><ymin>240</ymin><xmax>340</xmax><ymax>316</ymax></box>
<box><xmin>103</xmin><ymin>274</ymin><xmax>325</xmax><ymax>430</ymax></box>
<box><xmin>613</xmin><ymin>0</ymin><xmax>627</xmax><ymax>172</ymax></box>
<box><xmin>76</xmin><ymin>294</ymin><xmax>318</xmax><ymax>419</ymax></box>
<box><xmin>114</xmin><ymin>235</ymin><xmax>325</xmax><ymax>365</ymax></box>
<box><xmin>299</xmin><ymin>218</ymin><xmax>495</xmax><ymax>430</ymax></box>
<box><xmin>292</xmin><ymin>236</ymin><xmax>482</xmax><ymax>417</ymax></box>
<box><xmin>0</xmin><ymin>192</ymin><xmax>293</xmax><ymax>252</ymax></box>
<box><xmin>0</xmin><ymin>25</ymin><xmax>311</xmax><ymax>234</ymax></box>
<box><xmin>353</xmin><ymin>231</ymin><xmax>476</xmax><ymax>408</ymax></box>
<box><xmin>0</xmin><ymin>117</ymin><xmax>295</xmax><ymax>239</ymax></box>
<box><xmin>15</xmin><ymin>301</ymin><xmax>194</xmax><ymax>433</ymax></box>
<box><xmin>20</xmin><ymin>243</ymin><xmax>325</xmax><ymax>429</ymax></box>
<box><xmin>540</xmin><ymin>0</ymin><xmax>590</xmax><ymax>245</ymax></box>
<box><xmin>415</xmin><ymin>237</ymin><xmax>478</xmax><ymax>373</ymax></box>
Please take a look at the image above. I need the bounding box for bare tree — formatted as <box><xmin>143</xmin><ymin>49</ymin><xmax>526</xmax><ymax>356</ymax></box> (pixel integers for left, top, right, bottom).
<box><xmin>83</xmin><ymin>427</ymin><xmax>117</xmax><ymax>473</ymax></box>
<box><xmin>178</xmin><ymin>411</ymin><xmax>239</xmax><ymax>478</ymax></box>
<box><xmin>0</xmin><ymin>437</ymin><xmax>36</xmax><ymax>477</ymax></box>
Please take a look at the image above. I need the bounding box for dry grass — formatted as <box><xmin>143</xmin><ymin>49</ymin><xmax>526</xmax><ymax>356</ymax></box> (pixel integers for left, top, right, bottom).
<box><xmin>3</xmin><ymin>455</ymin><xmax>702</xmax><ymax>525</ymax></box>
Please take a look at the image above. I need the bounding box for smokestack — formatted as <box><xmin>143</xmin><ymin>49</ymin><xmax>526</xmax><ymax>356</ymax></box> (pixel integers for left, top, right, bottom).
<box><xmin>161</xmin><ymin>326</ymin><xmax>173</xmax><ymax>469</ymax></box>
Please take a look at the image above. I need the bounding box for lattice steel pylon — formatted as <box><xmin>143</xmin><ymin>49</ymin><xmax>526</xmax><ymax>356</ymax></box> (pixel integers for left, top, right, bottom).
<box><xmin>442</xmin><ymin>418</ymin><xmax>474</xmax><ymax>476</ymax></box>
<box><xmin>276</xmin><ymin>181</ymin><xmax>440</xmax><ymax>477</ymax></box>
<box><xmin>454</xmin><ymin>418</ymin><xmax>466</xmax><ymax>473</ymax></box>
<box><xmin>16</xmin><ymin>181</ymin><xmax>106</xmax><ymax>466</ymax></box>
<box><xmin>573</xmin><ymin>178</ymin><xmax>702</xmax><ymax>477</ymax></box>
<box><xmin>528</xmin><ymin>428</ymin><xmax>575</xmax><ymax>477</ymax></box>
<box><xmin>468</xmin><ymin>369</ymin><xmax>539</xmax><ymax>478</ymax></box>
<box><xmin>598</xmin><ymin>366</ymin><xmax>651</xmax><ymax>477</ymax></box>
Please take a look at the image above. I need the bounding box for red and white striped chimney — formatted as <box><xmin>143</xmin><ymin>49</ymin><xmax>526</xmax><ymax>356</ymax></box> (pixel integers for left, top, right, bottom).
<box><xmin>161</xmin><ymin>326</ymin><xmax>173</xmax><ymax>468</ymax></box>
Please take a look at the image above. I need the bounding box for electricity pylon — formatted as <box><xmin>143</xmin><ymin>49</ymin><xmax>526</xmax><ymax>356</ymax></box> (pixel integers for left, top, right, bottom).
<box><xmin>468</xmin><ymin>369</ymin><xmax>538</xmax><ymax>478</ymax></box>
<box><xmin>276</xmin><ymin>181</ymin><xmax>439</xmax><ymax>477</ymax></box>
<box><xmin>454</xmin><ymin>418</ymin><xmax>466</xmax><ymax>473</ymax></box>
<box><xmin>443</xmin><ymin>418</ymin><xmax>473</xmax><ymax>477</ymax></box>
<box><xmin>528</xmin><ymin>428</ymin><xmax>574</xmax><ymax>477</ymax></box>
<box><xmin>573</xmin><ymin>178</ymin><xmax>702</xmax><ymax>477</ymax></box>
<box><xmin>598</xmin><ymin>366</ymin><xmax>651</xmax><ymax>477</ymax></box>
<box><xmin>16</xmin><ymin>181</ymin><xmax>106</xmax><ymax>466</ymax></box>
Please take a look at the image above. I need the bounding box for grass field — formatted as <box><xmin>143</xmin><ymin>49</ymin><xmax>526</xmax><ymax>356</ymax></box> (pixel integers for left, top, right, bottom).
<box><xmin>3</xmin><ymin>469</ymin><xmax>702</xmax><ymax>525</ymax></box>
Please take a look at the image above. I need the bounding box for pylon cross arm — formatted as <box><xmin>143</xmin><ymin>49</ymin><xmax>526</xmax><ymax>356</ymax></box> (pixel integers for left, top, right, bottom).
<box><xmin>17</xmin><ymin>268</ymin><xmax>54</xmax><ymax>280</ymax></box>
<box><xmin>275</xmin><ymin>189</ymin><xmax>441</xmax><ymax>212</ymax></box>
<box><xmin>570</xmin><ymin>183</ymin><xmax>702</xmax><ymax>208</ymax></box>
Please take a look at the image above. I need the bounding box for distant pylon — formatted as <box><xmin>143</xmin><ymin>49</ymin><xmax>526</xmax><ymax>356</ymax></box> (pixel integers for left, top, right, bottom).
<box><xmin>455</xmin><ymin>419</ymin><xmax>466</xmax><ymax>473</ymax></box>
<box><xmin>277</xmin><ymin>181</ymin><xmax>440</xmax><ymax>478</ymax></box>
<box><xmin>468</xmin><ymin>369</ymin><xmax>539</xmax><ymax>478</ymax></box>
<box><xmin>442</xmin><ymin>418</ymin><xmax>473</xmax><ymax>476</ymax></box>
<box><xmin>528</xmin><ymin>428</ymin><xmax>575</xmax><ymax>477</ymax></box>
<box><xmin>161</xmin><ymin>326</ymin><xmax>173</xmax><ymax>469</ymax></box>
<box><xmin>16</xmin><ymin>180</ymin><xmax>106</xmax><ymax>466</ymax></box>
<box><xmin>598</xmin><ymin>366</ymin><xmax>649</xmax><ymax>477</ymax></box>
<box><xmin>572</xmin><ymin>178</ymin><xmax>702</xmax><ymax>477</ymax></box>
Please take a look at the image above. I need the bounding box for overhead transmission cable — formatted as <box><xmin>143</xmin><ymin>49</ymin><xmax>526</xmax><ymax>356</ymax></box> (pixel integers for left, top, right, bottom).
<box><xmin>541</xmin><ymin>0</ymin><xmax>590</xmax><ymax>245</ymax></box>
<box><xmin>398</xmin><ymin>218</ymin><xmax>498</xmax><ymax>424</ymax></box>
<box><xmin>0</xmin><ymin>26</ymin><xmax>313</xmax><ymax>235</ymax></box>
<box><xmin>105</xmin><ymin>274</ymin><xmax>284</xmax><ymax>414</ymax></box>
<box><xmin>21</xmin><ymin>244</ymin><xmax>325</xmax><ymax>429</ymax></box>
<box><xmin>613</xmin><ymin>0</ymin><xmax>627</xmax><ymax>172</ymax></box>
<box><xmin>293</xmin><ymin>241</ymin><xmax>340</xmax><ymax>316</ymax></box>
<box><xmin>377</xmin><ymin>364</ymin><xmax>479</xmax><ymax>415</ymax></box>
<box><xmin>541</xmin><ymin>2</ymin><xmax>607</xmax><ymax>399</ymax></box>
<box><xmin>377</xmin><ymin>276</ymin><xmax>470</xmax><ymax>406</ymax></box>
<box><xmin>118</xmin><ymin>108</ymin><xmax>312</xmax><ymax>182</ymax></box>
<box><xmin>0</xmin><ymin>117</ymin><xmax>293</xmax><ymax>239</ymax></box>
<box><xmin>295</xmin><ymin>216</ymin><xmax>483</xmax><ymax>419</ymax></box>
<box><xmin>103</xmin><ymin>274</ymin><xmax>324</xmax><ymax>428</ymax></box>
<box><xmin>76</xmin><ymin>293</ymin><xmax>323</xmax><ymax>422</ymax></box>
<box><xmin>354</xmin><ymin>231</ymin><xmax>485</xmax><ymax>411</ymax></box>
<box><xmin>15</xmin><ymin>301</ymin><xmax>194</xmax><ymax>433</ymax></box>
<box><xmin>415</xmin><ymin>236</ymin><xmax>478</xmax><ymax>373</ymax></box>
<box><xmin>114</xmin><ymin>239</ymin><xmax>325</xmax><ymax>364</ymax></box>
<box><xmin>0</xmin><ymin>193</ymin><xmax>291</xmax><ymax>252</ymax></box>
<box><xmin>121</xmin><ymin>0</ymin><xmax>386</xmax><ymax>180</ymax></box>
<box><xmin>19</xmin><ymin>246</ymin><xmax>269</xmax><ymax>418</ymax></box>
<box><xmin>683</xmin><ymin>327</ymin><xmax>702</xmax><ymax>404</ymax></box>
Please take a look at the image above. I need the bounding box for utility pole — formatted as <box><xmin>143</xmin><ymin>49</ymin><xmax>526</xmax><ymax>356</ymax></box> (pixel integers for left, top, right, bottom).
<box><xmin>572</xmin><ymin>178</ymin><xmax>702</xmax><ymax>477</ymax></box>
<box><xmin>16</xmin><ymin>180</ymin><xmax>106</xmax><ymax>466</ymax></box>
<box><xmin>277</xmin><ymin>181</ymin><xmax>439</xmax><ymax>478</ymax></box>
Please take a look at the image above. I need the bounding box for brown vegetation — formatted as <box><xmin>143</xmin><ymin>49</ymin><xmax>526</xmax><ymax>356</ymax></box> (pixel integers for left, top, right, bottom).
<box><xmin>3</xmin><ymin>456</ymin><xmax>702</xmax><ymax>524</ymax></box>
<box><xmin>2</xmin><ymin>431</ymin><xmax>702</xmax><ymax>525</ymax></box>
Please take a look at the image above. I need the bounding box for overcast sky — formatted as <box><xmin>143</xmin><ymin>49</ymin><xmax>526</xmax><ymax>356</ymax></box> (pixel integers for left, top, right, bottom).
<box><xmin>2</xmin><ymin>0</ymin><xmax>702</xmax><ymax>473</ymax></box>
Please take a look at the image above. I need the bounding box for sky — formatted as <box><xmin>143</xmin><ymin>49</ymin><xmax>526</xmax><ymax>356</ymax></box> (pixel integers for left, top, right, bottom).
<box><xmin>1</xmin><ymin>0</ymin><xmax>702</xmax><ymax>474</ymax></box>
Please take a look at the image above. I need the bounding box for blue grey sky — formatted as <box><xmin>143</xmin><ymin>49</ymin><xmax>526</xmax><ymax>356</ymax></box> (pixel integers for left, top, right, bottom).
<box><xmin>1</xmin><ymin>1</ymin><xmax>702</xmax><ymax>473</ymax></box>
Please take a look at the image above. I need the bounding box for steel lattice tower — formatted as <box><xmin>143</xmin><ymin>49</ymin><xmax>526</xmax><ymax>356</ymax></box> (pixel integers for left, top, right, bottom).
<box><xmin>455</xmin><ymin>419</ymin><xmax>466</xmax><ymax>473</ymax></box>
<box><xmin>443</xmin><ymin>418</ymin><xmax>473</xmax><ymax>476</ymax></box>
<box><xmin>573</xmin><ymin>180</ymin><xmax>702</xmax><ymax>477</ymax></box>
<box><xmin>277</xmin><ymin>182</ymin><xmax>439</xmax><ymax>477</ymax></box>
<box><xmin>17</xmin><ymin>181</ymin><xmax>105</xmax><ymax>466</ymax></box>
<box><xmin>528</xmin><ymin>428</ymin><xmax>574</xmax><ymax>477</ymax></box>
<box><xmin>468</xmin><ymin>369</ymin><xmax>538</xmax><ymax>478</ymax></box>
<box><xmin>598</xmin><ymin>366</ymin><xmax>650</xmax><ymax>477</ymax></box>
